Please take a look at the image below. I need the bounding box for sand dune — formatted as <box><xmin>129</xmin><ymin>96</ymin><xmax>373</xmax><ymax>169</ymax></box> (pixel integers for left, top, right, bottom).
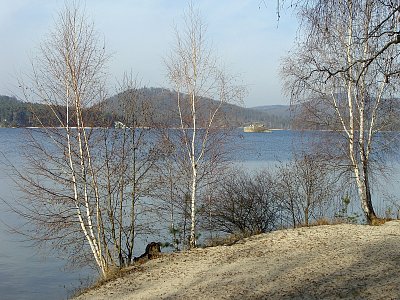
<box><xmin>74</xmin><ymin>222</ymin><xmax>400</xmax><ymax>299</ymax></box>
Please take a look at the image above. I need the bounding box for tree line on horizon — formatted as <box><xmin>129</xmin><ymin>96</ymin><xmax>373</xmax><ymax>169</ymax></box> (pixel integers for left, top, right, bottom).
<box><xmin>3</xmin><ymin>91</ymin><xmax>400</xmax><ymax>131</ymax></box>
<box><xmin>0</xmin><ymin>90</ymin><xmax>292</xmax><ymax>129</ymax></box>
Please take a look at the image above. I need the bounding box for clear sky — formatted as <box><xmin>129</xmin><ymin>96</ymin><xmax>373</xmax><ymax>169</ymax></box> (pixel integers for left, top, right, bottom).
<box><xmin>0</xmin><ymin>0</ymin><xmax>298</xmax><ymax>107</ymax></box>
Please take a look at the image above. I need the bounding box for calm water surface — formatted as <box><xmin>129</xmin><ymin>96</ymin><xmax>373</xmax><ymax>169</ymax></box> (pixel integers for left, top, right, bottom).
<box><xmin>0</xmin><ymin>128</ymin><xmax>399</xmax><ymax>299</ymax></box>
<box><xmin>0</xmin><ymin>129</ymin><xmax>93</xmax><ymax>300</ymax></box>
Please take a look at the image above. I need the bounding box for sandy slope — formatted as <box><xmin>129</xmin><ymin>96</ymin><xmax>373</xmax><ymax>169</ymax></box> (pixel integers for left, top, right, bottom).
<box><xmin>74</xmin><ymin>222</ymin><xmax>400</xmax><ymax>300</ymax></box>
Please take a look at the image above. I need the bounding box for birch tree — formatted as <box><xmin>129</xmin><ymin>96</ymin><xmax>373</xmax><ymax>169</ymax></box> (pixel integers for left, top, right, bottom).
<box><xmin>16</xmin><ymin>3</ymin><xmax>159</xmax><ymax>277</ymax></box>
<box><xmin>282</xmin><ymin>0</ymin><xmax>400</xmax><ymax>223</ymax></box>
<box><xmin>165</xmin><ymin>3</ymin><xmax>244</xmax><ymax>248</ymax></box>
<box><xmin>154</xmin><ymin>127</ymin><xmax>232</xmax><ymax>250</ymax></box>
<box><xmin>20</xmin><ymin>2</ymin><xmax>110</xmax><ymax>276</ymax></box>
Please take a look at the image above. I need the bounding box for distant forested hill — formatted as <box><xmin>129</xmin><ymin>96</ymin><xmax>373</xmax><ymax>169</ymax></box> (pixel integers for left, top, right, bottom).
<box><xmin>0</xmin><ymin>95</ymin><xmax>70</xmax><ymax>127</ymax></box>
<box><xmin>101</xmin><ymin>87</ymin><xmax>292</xmax><ymax>129</ymax></box>
<box><xmin>0</xmin><ymin>95</ymin><xmax>111</xmax><ymax>127</ymax></box>
<box><xmin>0</xmin><ymin>89</ymin><xmax>293</xmax><ymax>129</ymax></box>
<box><xmin>0</xmin><ymin>95</ymin><xmax>35</xmax><ymax>127</ymax></box>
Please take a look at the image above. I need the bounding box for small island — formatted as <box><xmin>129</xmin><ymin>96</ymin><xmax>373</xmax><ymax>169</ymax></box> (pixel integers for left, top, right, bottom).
<box><xmin>243</xmin><ymin>123</ymin><xmax>272</xmax><ymax>133</ymax></box>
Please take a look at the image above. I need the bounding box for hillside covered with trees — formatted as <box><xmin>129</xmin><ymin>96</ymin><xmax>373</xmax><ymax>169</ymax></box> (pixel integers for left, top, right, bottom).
<box><xmin>0</xmin><ymin>95</ymin><xmax>35</xmax><ymax>127</ymax></box>
<box><xmin>0</xmin><ymin>90</ymin><xmax>292</xmax><ymax>129</ymax></box>
<box><xmin>0</xmin><ymin>95</ymin><xmax>71</xmax><ymax>127</ymax></box>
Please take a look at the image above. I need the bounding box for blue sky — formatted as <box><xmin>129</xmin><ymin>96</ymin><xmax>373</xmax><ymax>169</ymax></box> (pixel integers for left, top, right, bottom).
<box><xmin>0</xmin><ymin>0</ymin><xmax>298</xmax><ymax>107</ymax></box>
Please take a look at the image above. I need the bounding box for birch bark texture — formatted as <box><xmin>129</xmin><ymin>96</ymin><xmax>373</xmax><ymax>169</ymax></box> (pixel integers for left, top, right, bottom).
<box><xmin>165</xmin><ymin>3</ymin><xmax>244</xmax><ymax>248</ymax></box>
<box><xmin>282</xmin><ymin>0</ymin><xmax>400</xmax><ymax>223</ymax></box>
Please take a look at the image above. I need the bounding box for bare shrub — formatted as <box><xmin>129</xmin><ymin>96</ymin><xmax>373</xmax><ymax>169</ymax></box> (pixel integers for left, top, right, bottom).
<box><xmin>274</xmin><ymin>152</ymin><xmax>343</xmax><ymax>228</ymax></box>
<box><xmin>207</xmin><ymin>168</ymin><xmax>279</xmax><ymax>235</ymax></box>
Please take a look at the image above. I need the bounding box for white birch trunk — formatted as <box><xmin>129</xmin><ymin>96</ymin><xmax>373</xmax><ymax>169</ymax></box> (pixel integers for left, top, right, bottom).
<box><xmin>190</xmin><ymin>92</ymin><xmax>197</xmax><ymax>248</ymax></box>
<box><xmin>345</xmin><ymin>2</ymin><xmax>377</xmax><ymax>223</ymax></box>
<box><xmin>65</xmin><ymin>85</ymin><xmax>106</xmax><ymax>276</ymax></box>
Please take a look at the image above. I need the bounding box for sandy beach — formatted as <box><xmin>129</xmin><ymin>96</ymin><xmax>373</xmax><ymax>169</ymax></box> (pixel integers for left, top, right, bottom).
<box><xmin>74</xmin><ymin>222</ymin><xmax>400</xmax><ymax>299</ymax></box>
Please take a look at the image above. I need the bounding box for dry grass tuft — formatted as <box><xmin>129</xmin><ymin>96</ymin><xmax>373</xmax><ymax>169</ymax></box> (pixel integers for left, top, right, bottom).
<box><xmin>370</xmin><ymin>218</ymin><xmax>390</xmax><ymax>226</ymax></box>
<box><xmin>309</xmin><ymin>218</ymin><xmax>331</xmax><ymax>226</ymax></box>
<box><xmin>72</xmin><ymin>265</ymin><xmax>145</xmax><ymax>298</ymax></box>
<box><xmin>204</xmin><ymin>232</ymin><xmax>256</xmax><ymax>247</ymax></box>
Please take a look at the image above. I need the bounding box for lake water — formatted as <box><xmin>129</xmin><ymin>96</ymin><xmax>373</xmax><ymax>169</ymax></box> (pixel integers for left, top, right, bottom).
<box><xmin>0</xmin><ymin>128</ymin><xmax>399</xmax><ymax>299</ymax></box>
<box><xmin>0</xmin><ymin>129</ymin><xmax>93</xmax><ymax>300</ymax></box>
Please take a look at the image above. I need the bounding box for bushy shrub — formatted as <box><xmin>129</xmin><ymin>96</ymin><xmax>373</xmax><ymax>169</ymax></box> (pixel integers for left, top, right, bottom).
<box><xmin>206</xmin><ymin>169</ymin><xmax>279</xmax><ymax>235</ymax></box>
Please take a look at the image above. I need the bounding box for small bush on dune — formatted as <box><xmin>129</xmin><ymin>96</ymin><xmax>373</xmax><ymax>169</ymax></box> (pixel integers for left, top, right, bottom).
<box><xmin>203</xmin><ymin>232</ymin><xmax>257</xmax><ymax>247</ymax></box>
